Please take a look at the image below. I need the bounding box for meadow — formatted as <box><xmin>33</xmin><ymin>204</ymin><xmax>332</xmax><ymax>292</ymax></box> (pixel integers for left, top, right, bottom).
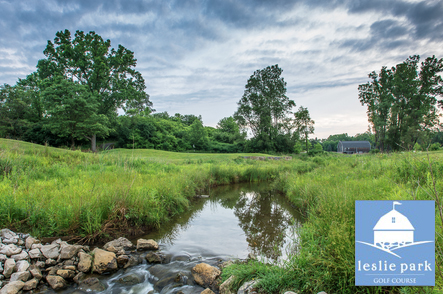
<box><xmin>0</xmin><ymin>138</ymin><xmax>441</xmax><ymax>293</ymax></box>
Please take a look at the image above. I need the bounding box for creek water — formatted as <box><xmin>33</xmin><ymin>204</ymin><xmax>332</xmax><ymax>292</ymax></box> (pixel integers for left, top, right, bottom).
<box><xmin>60</xmin><ymin>182</ymin><xmax>303</xmax><ymax>294</ymax></box>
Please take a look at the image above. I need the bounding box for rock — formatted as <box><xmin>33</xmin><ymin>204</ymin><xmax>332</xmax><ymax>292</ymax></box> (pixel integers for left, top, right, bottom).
<box><xmin>191</xmin><ymin>263</ymin><xmax>221</xmax><ymax>289</ymax></box>
<box><xmin>219</xmin><ymin>275</ymin><xmax>236</xmax><ymax>294</ymax></box>
<box><xmin>145</xmin><ymin>252</ymin><xmax>164</xmax><ymax>263</ymax></box>
<box><xmin>24</xmin><ymin>237</ymin><xmax>38</xmax><ymax>250</ymax></box>
<box><xmin>57</xmin><ymin>269</ymin><xmax>76</xmax><ymax>279</ymax></box>
<box><xmin>11</xmin><ymin>251</ymin><xmax>28</xmax><ymax>261</ymax></box>
<box><xmin>77</xmin><ymin>252</ymin><xmax>92</xmax><ymax>273</ymax></box>
<box><xmin>92</xmin><ymin>248</ymin><xmax>117</xmax><ymax>274</ymax></box>
<box><xmin>45</xmin><ymin>258</ymin><xmax>57</xmax><ymax>266</ymax></box>
<box><xmin>28</xmin><ymin>249</ymin><xmax>42</xmax><ymax>259</ymax></box>
<box><xmin>14</xmin><ymin>260</ymin><xmax>29</xmax><ymax>272</ymax></box>
<box><xmin>73</xmin><ymin>272</ymin><xmax>85</xmax><ymax>284</ymax></box>
<box><xmin>35</xmin><ymin>261</ymin><xmax>45</xmax><ymax>268</ymax></box>
<box><xmin>123</xmin><ymin>256</ymin><xmax>139</xmax><ymax>269</ymax></box>
<box><xmin>31</xmin><ymin>243</ymin><xmax>42</xmax><ymax>250</ymax></box>
<box><xmin>237</xmin><ymin>280</ymin><xmax>260</xmax><ymax>294</ymax></box>
<box><xmin>104</xmin><ymin>245</ymin><xmax>118</xmax><ymax>253</ymax></box>
<box><xmin>47</xmin><ymin>266</ymin><xmax>59</xmax><ymax>276</ymax></box>
<box><xmin>247</xmin><ymin>253</ymin><xmax>257</xmax><ymax>260</ymax></box>
<box><xmin>220</xmin><ymin>260</ymin><xmax>234</xmax><ymax>269</ymax></box>
<box><xmin>9</xmin><ymin>271</ymin><xmax>30</xmax><ymax>282</ymax></box>
<box><xmin>46</xmin><ymin>275</ymin><xmax>67</xmax><ymax>290</ymax></box>
<box><xmin>78</xmin><ymin>277</ymin><xmax>106</xmax><ymax>292</ymax></box>
<box><xmin>2</xmin><ymin>238</ymin><xmax>19</xmax><ymax>245</ymax></box>
<box><xmin>63</xmin><ymin>265</ymin><xmax>76</xmax><ymax>271</ymax></box>
<box><xmin>3</xmin><ymin>259</ymin><xmax>15</xmax><ymax>278</ymax></box>
<box><xmin>0</xmin><ymin>274</ymin><xmax>3</xmax><ymax>280</ymax></box>
<box><xmin>0</xmin><ymin>254</ymin><xmax>6</xmax><ymax>262</ymax></box>
<box><xmin>23</xmin><ymin>278</ymin><xmax>39</xmax><ymax>291</ymax></box>
<box><xmin>0</xmin><ymin>245</ymin><xmax>21</xmax><ymax>257</ymax></box>
<box><xmin>0</xmin><ymin>229</ymin><xmax>17</xmax><ymax>240</ymax></box>
<box><xmin>284</xmin><ymin>292</ymin><xmax>298</xmax><ymax>294</ymax></box>
<box><xmin>117</xmin><ymin>273</ymin><xmax>142</xmax><ymax>285</ymax></box>
<box><xmin>137</xmin><ymin>239</ymin><xmax>159</xmax><ymax>250</ymax></box>
<box><xmin>60</xmin><ymin>244</ymin><xmax>83</xmax><ymax>259</ymax></box>
<box><xmin>41</xmin><ymin>244</ymin><xmax>60</xmax><ymax>259</ymax></box>
<box><xmin>103</xmin><ymin>237</ymin><xmax>133</xmax><ymax>252</ymax></box>
<box><xmin>117</xmin><ymin>254</ymin><xmax>130</xmax><ymax>266</ymax></box>
<box><xmin>0</xmin><ymin>280</ymin><xmax>24</xmax><ymax>294</ymax></box>
<box><xmin>0</xmin><ymin>263</ymin><xmax>2</xmax><ymax>273</ymax></box>
<box><xmin>317</xmin><ymin>292</ymin><xmax>327</xmax><ymax>294</ymax></box>
<box><xmin>201</xmin><ymin>289</ymin><xmax>215</xmax><ymax>294</ymax></box>
<box><xmin>29</xmin><ymin>265</ymin><xmax>42</xmax><ymax>279</ymax></box>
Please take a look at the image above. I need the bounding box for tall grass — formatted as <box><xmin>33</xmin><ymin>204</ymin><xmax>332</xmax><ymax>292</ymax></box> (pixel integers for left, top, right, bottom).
<box><xmin>223</xmin><ymin>152</ymin><xmax>443</xmax><ymax>293</ymax></box>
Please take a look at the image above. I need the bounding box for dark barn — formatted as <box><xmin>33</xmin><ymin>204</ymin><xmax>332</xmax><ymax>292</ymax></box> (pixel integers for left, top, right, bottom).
<box><xmin>337</xmin><ymin>141</ymin><xmax>371</xmax><ymax>154</ymax></box>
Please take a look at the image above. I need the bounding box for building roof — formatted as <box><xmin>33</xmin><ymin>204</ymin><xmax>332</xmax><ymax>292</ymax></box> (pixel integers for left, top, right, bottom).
<box><xmin>338</xmin><ymin>141</ymin><xmax>371</xmax><ymax>148</ymax></box>
<box><xmin>373</xmin><ymin>210</ymin><xmax>415</xmax><ymax>231</ymax></box>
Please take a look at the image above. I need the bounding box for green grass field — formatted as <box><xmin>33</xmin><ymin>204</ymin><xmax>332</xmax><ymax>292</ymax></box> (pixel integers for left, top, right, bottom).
<box><xmin>0</xmin><ymin>138</ymin><xmax>441</xmax><ymax>293</ymax></box>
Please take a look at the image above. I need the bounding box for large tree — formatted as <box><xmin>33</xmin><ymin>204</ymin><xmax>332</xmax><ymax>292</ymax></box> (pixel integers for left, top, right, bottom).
<box><xmin>234</xmin><ymin>64</ymin><xmax>295</xmax><ymax>151</ymax></box>
<box><xmin>359</xmin><ymin>55</ymin><xmax>443</xmax><ymax>151</ymax></box>
<box><xmin>294</xmin><ymin>106</ymin><xmax>315</xmax><ymax>152</ymax></box>
<box><xmin>37</xmin><ymin>29</ymin><xmax>152</xmax><ymax>151</ymax></box>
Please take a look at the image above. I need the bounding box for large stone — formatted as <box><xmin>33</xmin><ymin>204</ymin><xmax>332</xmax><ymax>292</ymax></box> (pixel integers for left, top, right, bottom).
<box><xmin>11</xmin><ymin>251</ymin><xmax>28</xmax><ymax>262</ymax></box>
<box><xmin>77</xmin><ymin>252</ymin><xmax>92</xmax><ymax>273</ymax></box>
<box><xmin>237</xmin><ymin>280</ymin><xmax>260</xmax><ymax>294</ymax></box>
<box><xmin>92</xmin><ymin>248</ymin><xmax>117</xmax><ymax>274</ymax></box>
<box><xmin>137</xmin><ymin>239</ymin><xmax>159</xmax><ymax>250</ymax></box>
<box><xmin>145</xmin><ymin>252</ymin><xmax>164</xmax><ymax>263</ymax></box>
<box><xmin>0</xmin><ymin>245</ymin><xmax>21</xmax><ymax>257</ymax></box>
<box><xmin>117</xmin><ymin>254</ymin><xmax>129</xmax><ymax>266</ymax></box>
<box><xmin>41</xmin><ymin>244</ymin><xmax>60</xmax><ymax>260</ymax></box>
<box><xmin>219</xmin><ymin>275</ymin><xmax>236</xmax><ymax>294</ymax></box>
<box><xmin>201</xmin><ymin>289</ymin><xmax>215</xmax><ymax>294</ymax></box>
<box><xmin>46</xmin><ymin>275</ymin><xmax>67</xmax><ymax>290</ymax></box>
<box><xmin>57</xmin><ymin>269</ymin><xmax>76</xmax><ymax>279</ymax></box>
<box><xmin>78</xmin><ymin>277</ymin><xmax>106</xmax><ymax>292</ymax></box>
<box><xmin>28</xmin><ymin>249</ymin><xmax>42</xmax><ymax>259</ymax></box>
<box><xmin>0</xmin><ymin>280</ymin><xmax>24</xmax><ymax>294</ymax></box>
<box><xmin>103</xmin><ymin>237</ymin><xmax>133</xmax><ymax>252</ymax></box>
<box><xmin>2</xmin><ymin>238</ymin><xmax>19</xmax><ymax>245</ymax></box>
<box><xmin>123</xmin><ymin>256</ymin><xmax>139</xmax><ymax>269</ymax></box>
<box><xmin>191</xmin><ymin>263</ymin><xmax>221</xmax><ymax>289</ymax></box>
<box><xmin>0</xmin><ymin>254</ymin><xmax>6</xmax><ymax>262</ymax></box>
<box><xmin>9</xmin><ymin>271</ymin><xmax>30</xmax><ymax>282</ymax></box>
<box><xmin>117</xmin><ymin>273</ymin><xmax>142</xmax><ymax>285</ymax></box>
<box><xmin>60</xmin><ymin>244</ymin><xmax>83</xmax><ymax>260</ymax></box>
<box><xmin>23</xmin><ymin>278</ymin><xmax>39</xmax><ymax>291</ymax></box>
<box><xmin>14</xmin><ymin>260</ymin><xmax>29</xmax><ymax>272</ymax></box>
<box><xmin>73</xmin><ymin>272</ymin><xmax>85</xmax><ymax>284</ymax></box>
<box><xmin>3</xmin><ymin>259</ymin><xmax>15</xmax><ymax>278</ymax></box>
<box><xmin>29</xmin><ymin>265</ymin><xmax>42</xmax><ymax>280</ymax></box>
<box><xmin>24</xmin><ymin>237</ymin><xmax>38</xmax><ymax>250</ymax></box>
<box><xmin>0</xmin><ymin>229</ymin><xmax>16</xmax><ymax>240</ymax></box>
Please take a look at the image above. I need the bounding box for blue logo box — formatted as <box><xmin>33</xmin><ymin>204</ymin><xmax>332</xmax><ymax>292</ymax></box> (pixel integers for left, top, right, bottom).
<box><xmin>355</xmin><ymin>200</ymin><xmax>435</xmax><ymax>286</ymax></box>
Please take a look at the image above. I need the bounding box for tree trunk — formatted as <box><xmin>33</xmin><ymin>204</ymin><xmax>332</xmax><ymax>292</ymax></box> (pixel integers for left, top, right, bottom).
<box><xmin>91</xmin><ymin>134</ymin><xmax>97</xmax><ymax>152</ymax></box>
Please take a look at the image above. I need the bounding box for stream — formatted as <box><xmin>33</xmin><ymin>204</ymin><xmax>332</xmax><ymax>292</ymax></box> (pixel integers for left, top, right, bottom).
<box><xmin>58</xmin><ymin>182</ymin><xmax>303</xmax><ymax>294</ymax></box>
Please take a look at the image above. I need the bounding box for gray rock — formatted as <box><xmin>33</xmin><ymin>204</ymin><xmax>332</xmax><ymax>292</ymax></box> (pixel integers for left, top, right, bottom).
<box><xmin>23</xmin><ymin>278</ymin><xmax>39</xmax><ymax>291</ymax></box>
<box><xmin>46</xmin><ymin>275</ymin><xmax>67</xmax><ymax>290</ymax></box>
<box><xmin>145</xmin><ymin>252</ymin><xmax>164</xmax><ymax>264</ymax></box>
<box><xmin>117</xmin><ymin>254</ymin><xmax>130</xmax><ymax>266</ymax></box>
<box><xmin>219</xmin><ymin>275</ymin><xmax>236</xmax><ymax>294</ymax></box>
<box><xmin>14</xmin><ymin>260</ymin><xmax>29</xmax><ymax>272</ymax></box>
<box><xmin>11</xmin><ymin>251</ymin><xmax>28</xmax><ymax>262</ymax></box>
<box><xmin>45</xmin><ymin>258</ymin><xmax>57</xmax><ymax>266</ymax></box>
<box><xmin>317</xmin><ymin>292</ymin><xmax>327</xmax><ymax>294</ymax></box>
<box><xmin>117</xmin><ymin>273</ymin><xmax>142</xmax><ymax>285</ymax></box>
<box><xmin>73</xmin><ymin>272</ymin><xmax>85</xmax><ymax>284</ymax></box>
<box><xmin>137</xmin><ymin>239</ymin><xmax>159</xmax><ymax>250</ymax></box>
<box><xmin>78</xmin><ymin>277</ymin><xmax>106</xmax><ymax>292</ymax></box>
<box><xmin>28</xmin><ymin>248</ymin><xmax>42</xmax><ymax>259</ymax></box>
<box><xmin>35</xmin><ymin>261</ymin><xmax>45</xmax><ymax>268</ymax></box>
<box><xmin>123</xmin><ymin>256</ymin><xmax>139</xmax><ymax>269</ymax></box>
<box><xmin>3</xmin><ymin>259</ymin><xmax>15</xmax><ymax>278</ymax></box>
<box><xmin>237</xmin><ymin>280</ymin><xmax>260</xmax><ymax>294</ymax></box>
<box><xmin>92</xmin><ymin>248</ymin><xmax>117</xmax><ymax>274</ymax></box>
<box><xmin>201</xmin><ymin>289</ymin><xmax>215</xmax><ymax>294</ymax></box>
<box><xmin>284</xmin><ymin>291</ymin><xmax>298</xmax><ymax>294</ymax></box>
<box><xmin>29</xmin><ymin>265</ymin><xmax>42</xmax><ymax>280</ymax></box>
<box><xmin>2</xmin><ymin>238</ymin><xmax>19</xmax><ymax>245</ymax></box>
<box><xmin>41</xmin><ymin>244</ymin><xmax>60</xmax><ymax>259</ymax></box>
<box><xmin>0</xmin><ymin>274</ymin><xmax>4</xmax><ymax>280</ymax></box>
<box><xmin>25</xmin><ymin>237</ymin><xmax>39</xmax><ymax>250</ymax></box>
<box><xmin>0</xmin><ymin>229</ymin><xmax>17</xmax><ymax>240</ymax></box>
<box><xmin>60</xmin><ymin>244</ymin><xmax>83</xmax><ymax>260</ymax></box>
<box><xmin>103</xmin><ymin>237</ymin><xmax>134</xmax><ymax>252</ymax></box>
<box><xmin>31</xmin><ymin>243</ymin><xmax>42</xmax><ymax>250</ymax></box>
<box><xmin>0</xmin><ymin>280</ymin><xmax>24</xmax><ymax>294</ymax></box>
<box><xmin>0</xmin><ymin>254</ymin><xmax>6</xmax><ymax>262</ymax></box>
<box><xmin>0</xmin><ymin>262</ymin><xmax>2</xmax><ymax>273</ymax></box>
<box><xmin>9</xmin><ymin>271</ymin><xmax>30</xmax><ymax>282</ymax></box>
<box><xmin>77</xmin><ymin>252</ymin><xmax>92</xmax><ymax>273</ymax></box>
<box><xmin>0</xmin><ymin>245</ymin><xmax>21</xmax><ymax>257</ymax></box>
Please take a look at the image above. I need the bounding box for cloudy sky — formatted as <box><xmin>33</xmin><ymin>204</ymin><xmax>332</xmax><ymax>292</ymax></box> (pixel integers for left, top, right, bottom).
<box><xmin>1</xmin><ymin>0</ymin><xmax>443</xmax><ymax>138</ymax></box>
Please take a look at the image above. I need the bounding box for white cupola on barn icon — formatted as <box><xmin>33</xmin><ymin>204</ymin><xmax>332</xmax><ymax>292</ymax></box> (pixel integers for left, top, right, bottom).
<box><xmin>373</xmin><ymin>201</ymin><xmax>414</xmax><ymax>247</ymax></box>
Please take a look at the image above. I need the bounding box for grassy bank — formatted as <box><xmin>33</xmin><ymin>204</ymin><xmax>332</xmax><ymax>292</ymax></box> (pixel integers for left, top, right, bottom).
<box><xmin>0</xmin><ymin>138</ymin><xmax>316</xmax><ymax>240</ymax></box>
<box><xmin>222</xmin><ymin>152</ymin><xmax>443</xmax><ymax>293</ymax></box>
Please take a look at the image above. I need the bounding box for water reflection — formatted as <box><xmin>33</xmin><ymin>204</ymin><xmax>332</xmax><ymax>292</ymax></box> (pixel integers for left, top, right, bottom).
<box><xmin>139</xmin><ymin>183</ymin><xmax>303</xmax><ymax>262</ymax></box>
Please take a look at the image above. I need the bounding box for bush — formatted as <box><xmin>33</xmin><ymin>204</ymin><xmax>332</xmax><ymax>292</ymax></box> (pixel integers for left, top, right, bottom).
<box><xmin>429</xmin><ymin>143</ymin><xmax>440</xmax><ymax>151</ymax></box>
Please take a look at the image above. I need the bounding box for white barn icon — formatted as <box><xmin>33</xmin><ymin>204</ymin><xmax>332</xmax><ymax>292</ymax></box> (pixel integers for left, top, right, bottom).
<box><xmin>373</xmin><ymin>201</ymin><xmax>414</xmax><ymax>247</ymax></box>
